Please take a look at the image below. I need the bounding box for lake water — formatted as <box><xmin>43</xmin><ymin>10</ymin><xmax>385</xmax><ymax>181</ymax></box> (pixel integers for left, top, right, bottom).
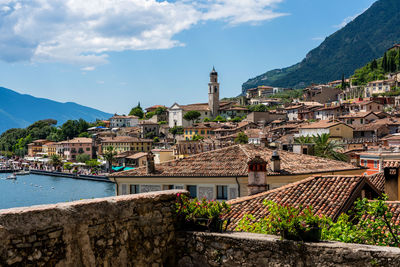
<box><xmin>0</xmin><ymin>173</ymin><xmax>115</xmax><ymax>210</ymax></box>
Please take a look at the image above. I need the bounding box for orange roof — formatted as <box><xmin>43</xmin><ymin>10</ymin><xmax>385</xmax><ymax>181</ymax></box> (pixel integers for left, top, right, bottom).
<box><xmin>110</xmin><ymin>144</ymin><xmax>360</xmax><ymax>178</ymax></box>
<box><xmin>225</xmin><ymin>173</ymin><xmax>382</xmax><ymax>230</ymax></box>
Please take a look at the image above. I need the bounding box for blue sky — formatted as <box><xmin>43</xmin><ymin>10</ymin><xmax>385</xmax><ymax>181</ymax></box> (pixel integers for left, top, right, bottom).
<box><xmin>0</xmin><ymin>0</ymin><xmax>377</xmax><ymax>114</ymax></box>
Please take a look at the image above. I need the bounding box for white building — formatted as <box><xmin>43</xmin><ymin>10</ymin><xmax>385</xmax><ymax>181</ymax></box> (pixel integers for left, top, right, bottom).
<box><xmin>110</xmin><ymin>115</ymin><xmax>139</xmax><ymax>128</ymax></box>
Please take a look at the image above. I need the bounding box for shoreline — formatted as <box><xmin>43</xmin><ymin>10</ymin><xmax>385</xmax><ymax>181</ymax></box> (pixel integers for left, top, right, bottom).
<box><xmin>28</xmin><ymin>170</ymin><xmax>114</xmax><ymax>183</ymax></box>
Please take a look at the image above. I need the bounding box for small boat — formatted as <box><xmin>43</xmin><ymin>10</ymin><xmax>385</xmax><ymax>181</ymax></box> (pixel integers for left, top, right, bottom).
<box><xmin>6</xmin><ymin>173</ymin><xmax>17</xmax><ymax>179</ymax></box>
<box><xmin>16</xmin><ymin>170</ymin><xmax>30</xmax><ymax>175</ymax></box>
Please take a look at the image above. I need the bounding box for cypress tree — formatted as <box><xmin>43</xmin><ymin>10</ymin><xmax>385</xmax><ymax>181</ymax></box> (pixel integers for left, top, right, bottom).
<box><xmin>382</xmin><ymin>52</ymin><xmax>388</xmax><ymax>72</ymax></box>
<box><xmin>341</xmin><ymin>74</ymin><xmax>346</xmax><ymax>89</ymax></box>
<box><xmin>371</xmin><ymin>59</ymin><xmax>377</xmax><ymax>70</ymax></box>
<box><xmin>396</xmin><ymin>49</ymin><xmax>400</xmax><ymax>71</ymax></box>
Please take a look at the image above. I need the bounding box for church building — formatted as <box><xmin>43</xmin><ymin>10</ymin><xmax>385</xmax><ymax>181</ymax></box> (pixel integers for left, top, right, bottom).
<box><xmin>168</xmin><ymin>68</ymin><xmax>248</xmax><ymax>127</ymax></box>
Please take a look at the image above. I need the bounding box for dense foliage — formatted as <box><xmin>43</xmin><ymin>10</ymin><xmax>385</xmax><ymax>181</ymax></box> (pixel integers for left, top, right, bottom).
<box><xmin>237</xmin><ymin>196</ymin><xmax>400</xmax><ymax>247</ymax></box>
<box><xmin>294</xmin><ymin>133</ymin><xmax>347</xmax><ymax>161</ymax></box>
<box><xmin>352</xmin><ymin>48</ymin><xmax>400</xmax><ymax>85</ymax></box>
<box><xmin>175</xmin><ymin>193</ymin><xmax>231</xmax><ymax>232</ymax></box>
<box><xmin>242</xmin><ymin>0</ymin><xmax>400</xmax><ymax>91</ymax></box>
<box><xmin>0</xmin><ymin>118</ymin><xmax>94</xmax><ymax>156</ymax></box>
<box><xmin>237</xmin><ymin>201</ymin><xmax>323</xmax><ymax>242</ymax></box>
<box><xmin>183</xmin><ymin>111</ymin><xmax>201</xmax><ymax>123</ymax></box>
<box><xmin>235</xmin><ymin>132</ymin><xmax>249</xmax><ymax>144</ymax></box>
<box><xmin>129</xmin><ymin>103</ymin><xmax>144</xmax><ymax>119</ymax></box>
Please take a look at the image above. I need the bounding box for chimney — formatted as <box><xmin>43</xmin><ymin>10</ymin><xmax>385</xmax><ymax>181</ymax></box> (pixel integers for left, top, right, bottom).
<box><xmin>247</xmin><ymin>156</ymin><xmax>269</xmax><ymax>195</ymax></box>
<box><xmin>146</xmin><ymin>152</ymin><xmax>155</xmax><ymax>174</ymax></box>
<box><xmin>270</xmin><ymin>150</ymin><xmax>281</xmax><ymax>173</ymax></box>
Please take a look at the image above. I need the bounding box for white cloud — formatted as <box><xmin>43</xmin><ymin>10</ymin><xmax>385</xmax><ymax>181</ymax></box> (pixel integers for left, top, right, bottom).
<box><xmin>0</xmin><ymin>0</ymin><xmax>287</xmax><ymax>65</ymax></box>
<box><xmin>81</xmin><ymin>66</ymin><xmax>96</xmax><ymax>71</ymax></box>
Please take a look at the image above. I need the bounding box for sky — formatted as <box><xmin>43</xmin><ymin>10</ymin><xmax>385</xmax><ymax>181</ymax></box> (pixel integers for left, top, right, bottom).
<box><xmin>0</xmin><ymin>0</ymin><xmax>378</xmax><ymax>114</ymax></box>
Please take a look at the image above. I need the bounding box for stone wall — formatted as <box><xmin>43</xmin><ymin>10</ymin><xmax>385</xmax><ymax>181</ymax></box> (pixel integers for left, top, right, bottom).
<box><xmin>177</xmin><ymin>232</ymin><xmax>400</xmax><ymax>267</ymax></box>
<box><xmin>0</xmin><ymin>190</ymin><xmax>184</xmax><ymax>266</ymax></box>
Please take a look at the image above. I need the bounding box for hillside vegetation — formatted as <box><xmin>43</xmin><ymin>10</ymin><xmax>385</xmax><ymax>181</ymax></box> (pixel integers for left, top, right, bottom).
<box><xmin>242</xmin><ymin>0</ymin><xmax>400</xmax><ymax>93</ymax></box>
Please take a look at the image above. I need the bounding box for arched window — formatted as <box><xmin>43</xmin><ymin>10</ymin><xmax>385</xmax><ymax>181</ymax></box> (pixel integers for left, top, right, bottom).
<box><xmin>214</xmin><ymin>86</ymin><xmax>218</xmax><ymax>93</ymax></box>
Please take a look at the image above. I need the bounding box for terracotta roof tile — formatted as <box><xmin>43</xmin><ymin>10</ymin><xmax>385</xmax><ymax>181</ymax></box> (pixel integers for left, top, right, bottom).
<box><xmin>110</xmin><ymin>144</ymin><xmax>360</xmax><ymax>177</ymax></box>
<box><xmin>225</xmin><ymin>175</ymin><xmax>379</xmax><ymax>230</ymax></box>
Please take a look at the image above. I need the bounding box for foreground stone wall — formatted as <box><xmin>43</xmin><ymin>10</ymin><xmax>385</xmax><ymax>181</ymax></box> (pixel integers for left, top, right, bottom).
<box><xmin>177</xmin><ymin>232</ymin><xmax>400</xmax><ymax>267</ymax></box>
<box><xmin>0</xmin><ymin>190</ymin><xmax>184</xmax><ymax>266</ymax></box>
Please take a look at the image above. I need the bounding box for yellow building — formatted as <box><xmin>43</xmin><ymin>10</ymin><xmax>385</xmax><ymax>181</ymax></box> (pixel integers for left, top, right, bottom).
<box><xmin>108</xmin><ymin>144</ymin><xmax>364</xmax><ymax>199</ymax></box>
<box><xmin>101</xmin><ymin>136</ymin><xmax>153</xmax><ymax>155</ymax></box>
<box><xmin>27</xmin><ymin>139</ymin><xmax>52</xmax><ymax>157</ymax></box>
<box><xmin>152</xmin><ymin>149</ymin><xmax>174</xmax><ymax>164</ymax></box>
<box><xmin>298</xmin><ymin>120</ymin><xmax>354</xmax><ymax>140</ymax></box>
<box><xmin>183</xmin><ymin>122</ymin><xmax>220</xmax><ymax>140</ymax></box>
<box><xmin>42</xmin><ymin>142</ymin><xmax>57</xmax><ymax>156</ymax></box>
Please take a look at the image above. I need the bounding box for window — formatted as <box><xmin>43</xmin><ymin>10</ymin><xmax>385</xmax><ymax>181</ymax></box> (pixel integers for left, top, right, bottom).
<box><xmin>374</xmin><ymin>161</ymin><xmax>378</xmax><ymax>168</ymax></box>
<box><xmin>364</xmin><ymin>160</ymin><xmax>367</xmax><ymax>167</ymax></box>
<box><xmin>217</xmin><ymin>186</ymin><xmax>228</xmax><ymax>200</ymax></box>
<box><xmin>86</xmin><ymin>148</ymin><xmax>90</xmax><ymax>151</ymax></box>
<box><xmin>130</xmin><ymin>185</ymin><xmax>140</xmax><ymax>194</ymax></box>
<box><xmin>186</xmin><ymin>185</ymin><xmax>197</xmax><ymax>198</ymax></box>
<box><xmin>121</xmin><ymin>184</ymin><xmax>128</xmax><ymax>195</ymax></box>
<box><xmin>162</xmin><ymin>185</ymin><xmax>174</xmax><ymax>190</ymax></box>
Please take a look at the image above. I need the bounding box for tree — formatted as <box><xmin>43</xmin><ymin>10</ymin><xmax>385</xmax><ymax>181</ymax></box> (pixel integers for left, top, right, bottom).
<box><xmin>183</xmin><ymin>111</ymin><xmax>201</xmax><ymax>124</ymax></box>
<box><xmin>382</xmin><ymin>52</ymin><xmax>388</xmax><ymax>72</ymax></box>
<box><xmin>294</xmin><ymin>136</ymin><xmax>313</xmax><ymax>155</ymax></box>
<box><xmin>235</xmin><ymin>132</ymin><xmax>248</xmax><ymax>144</ymax></box>
<box><xmin>249</xmin><ymin>104</ymin><xmax>268</xmax><ymax>112</ymax></box>
<box><xmin>129</xmin><ymin>104</ymin><xmax>144</xmax><ymax>119</ymax></box>
<box><xmin>203</xmin><ymin>117</ymin><xmax>210</xmax><ymax>122</ymax></box>
<box><xmin>371</xmin><ymin>59</ymin><xmax>378</xmax><ymax>70</ymax></box>
<box><xmin>145</xmin><ymin>111</ymin><xmax>155</xmax><ymax>119</ymax></box>
<box><xmin>169</xmin><ymin>126</ymin><xmax>184</xmax><ymax>143</ymax></box>
<box><xmin>103</xmin><ymin>146</ymin><xmax>117</xmax><ymax>172</ymax></box>
<box><xmin>341</xmin><ymin>74</ymin><xmax>346</xmax><ymax>89</ymax></box>
<box><xmin>155</xmin><ymin>106</ymin><xmax>167</xmax><ymax>115</ymax></box>
<box><xmin>312</xmin><ymin>133</ymin><xmax>347</xmax><ymax>161</ymax></box>
<box><xmin>153</xmin><ymin>137</ymin><xmax>160</xmax><ymax>143</ymax></box>
<box><xmin>86</xmin><ymin>159</ymin><xmax>100</xmax><ymax>168</ymax></box>
<box><xmin>192</xmin><ymin>135</ymin><xmax>204</xmax><ymax>141</ymax></box>
<box><xmin>76</xmin><ymin>153</ymin><xmax>90</xmax><ymax>163</ymax></box>
<box><xmin>78</xmin><ymin>132</ymin><xmax>90</xmax><ymax>138</ymax></box>
<box><xmin>86</xmin><ymin>159</ymin><xmax>100</xmax><ymax>172</ymax></box>
<box><xmin>230</xmin><ymin>116</ymin><xmax>242</xmax><ymax>123</ymax></box>
<box><xmin>50</xmin><ymin>154</ymin><xmax>62</xmax><ymax>168</ymax></box>
<box><xmin>213</xmin><ymin>115</ymin><xmax>226</xmax><ymax>122</ymax></box>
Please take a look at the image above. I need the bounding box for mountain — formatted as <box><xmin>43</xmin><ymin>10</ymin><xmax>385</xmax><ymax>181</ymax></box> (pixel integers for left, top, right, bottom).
<box><xmin>242</xmin><ymin>0</ymin><xmax>400</xmax><ymax>93</ymax></box>
<box><xmin>0</xmin><ymin>87</ymin><xmax>112</xmax><ymax>133</ymax></box>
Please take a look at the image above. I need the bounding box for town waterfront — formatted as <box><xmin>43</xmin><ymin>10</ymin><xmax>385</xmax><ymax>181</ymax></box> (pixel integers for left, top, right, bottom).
<box><xmin>0</xmin><ymin>173</ymin><xmax>115</xmax><ymax>210</ymax></box>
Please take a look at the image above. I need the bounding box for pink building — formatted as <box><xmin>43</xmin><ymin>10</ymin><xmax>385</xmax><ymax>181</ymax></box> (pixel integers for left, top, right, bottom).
<box><xmin>61</xmin><ymin>138</ymin><xmax>94</xmax><ymax>161</ymax></box>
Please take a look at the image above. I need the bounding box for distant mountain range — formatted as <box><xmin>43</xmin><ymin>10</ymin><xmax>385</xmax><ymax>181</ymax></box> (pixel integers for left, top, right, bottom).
<box><xmin>242</xmin><ymin>0</ymin><xmax>400</xmax><ymax>93</ymax></box>
<box><xmin>0</xmin><ymin>87</ymin><xmax>112</xmax><ymax>133</ymax></box>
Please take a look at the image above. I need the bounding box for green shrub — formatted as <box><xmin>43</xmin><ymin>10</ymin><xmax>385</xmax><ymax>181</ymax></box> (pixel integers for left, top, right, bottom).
<box><xmin>175</xmin><ymin>193</ymin><xmax>231</xmax><ymax>232</ymax></box>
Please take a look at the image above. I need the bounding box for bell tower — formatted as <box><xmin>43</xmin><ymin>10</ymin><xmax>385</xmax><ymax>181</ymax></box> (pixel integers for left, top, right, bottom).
<box><xmin>208</xmin><ymin>67</ymin><xmax>220</xmax><ymax>118</ymax></box>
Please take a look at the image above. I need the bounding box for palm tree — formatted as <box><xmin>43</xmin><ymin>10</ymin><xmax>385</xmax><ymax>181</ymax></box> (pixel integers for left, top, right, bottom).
<box><xmin>103</xmin><ymin>146</ymin><xmax>117</xmax><ymax>172</ymax></box>
<box><xmin>50</xmin><ymin>154</ymin><xmax>62</xmax><ymax>170</ymax></box>
<box><xmin>312</xmin><ymin>133</ymin><xmax>347</xmax><ymax>162</ymax></box>
<box><xmin>294</xmin><ymin>135</ymin><xmax>313</xmax><ymax>155</ymax></box>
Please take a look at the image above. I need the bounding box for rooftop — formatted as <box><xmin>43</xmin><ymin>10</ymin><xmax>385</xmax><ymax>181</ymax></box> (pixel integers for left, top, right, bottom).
<box><xmin>299</xmin><ymin>120</ymin><xmax>351</xmax><ymax>129</ymax></box>
<box><xmin>226</xmin><ymin>173</ymin><xmax>383</xmax><ymax>230</ymax></box>
<box><xmin>110</xmin><ymin>144</ymin><xmax>360</xmax><ymax>177</ymax></box>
